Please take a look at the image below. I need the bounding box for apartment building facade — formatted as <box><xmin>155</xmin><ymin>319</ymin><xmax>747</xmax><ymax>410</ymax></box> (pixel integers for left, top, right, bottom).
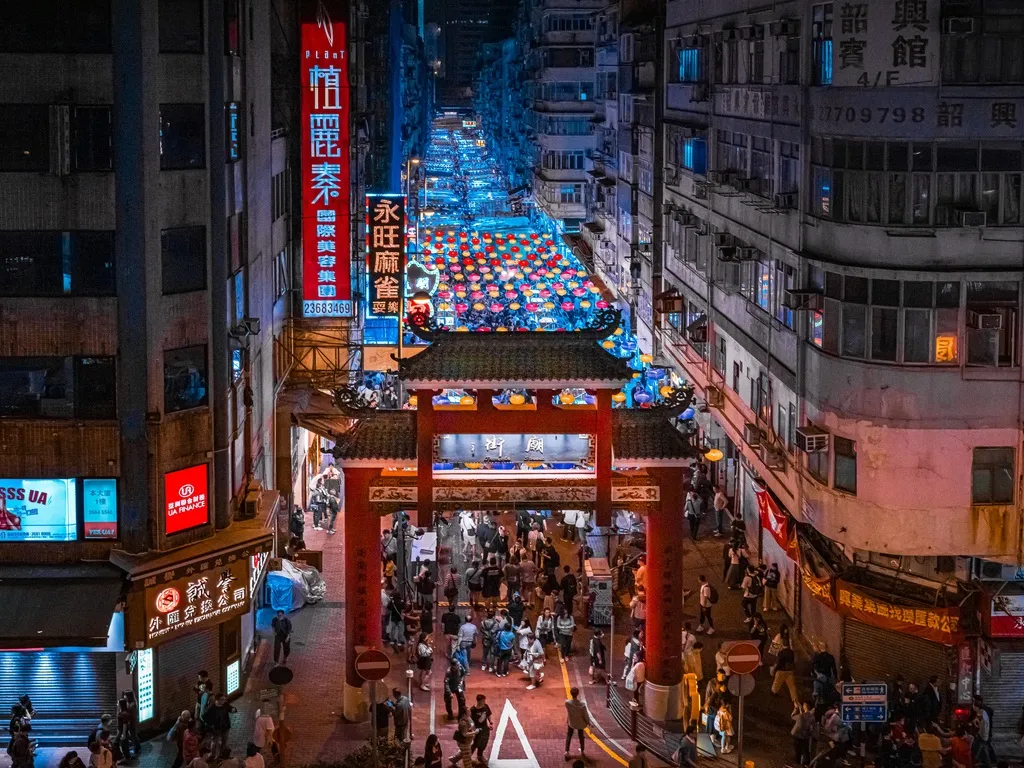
<box><xmin>657</xmin><ymin>0</ymin><xmax>1024</xmax><ymax>737</ymax></box>
<box><xmin>0</xmin><ymin>0</ymin><xmax>285</xmax><ymax>737</ymax></box>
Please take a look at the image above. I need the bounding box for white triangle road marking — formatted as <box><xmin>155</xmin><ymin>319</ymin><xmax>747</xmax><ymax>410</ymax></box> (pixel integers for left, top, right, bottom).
<box><xmin>488</xmin><ymin>698</ymin><xmax>541</xmax><ymax>768</ymax></box>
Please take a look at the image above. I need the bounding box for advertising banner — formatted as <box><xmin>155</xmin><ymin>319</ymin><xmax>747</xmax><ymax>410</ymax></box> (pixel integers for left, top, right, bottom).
<box><xmin>164</xmin><ymin>465</ymin><xmax>209</xmax><ymax>535</ymax></box>
<box><xmin>0</xmin><ymin>479</ymin><xmax>77</xmax><ymax>541</ymax></box>
<box><xmin>301</xmin><ymin>0</ymin><xmax>352</xmax><ymax>317</ymax></box>
<box><xmin>987</xmin><ymin>593</ymin><xmax>1024</xmax><ymax>638</ymax></box>
<box><xmin>832</xmin><ymin>0</ymin><xmax>939</xmax><ymax>88</ymax></box>
<box><xmin>366</xmin><ymin>194</ymin><xmax>406</xmax><ymax>320</ymax></box>
<box><xmin>83</xmin><ymin>478</ymin><xmax>118</xmax><ymax>539</ymax></box>
<box><xmin>836</xmin><ymin>578</ymin><xmax>962</xmax><ymax>644</ymax></box>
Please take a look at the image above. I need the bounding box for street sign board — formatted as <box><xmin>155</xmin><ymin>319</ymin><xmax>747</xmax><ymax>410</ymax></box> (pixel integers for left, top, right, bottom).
<box><xmin>725</xmin><ymin>641</ymin><xmax>761</xmax><ymax>675</ymax></box>
<box><xmin>841</xmin><ymin>683</ymin><xmax>888</xmax><ymax>723</ymax></box>
<box><xmin>728</xmin><ymin>673</ymin><xmax>756</xmax><ymax>697</ymax></box>
<box><xmin>355</xmin><ymin>648</ymin><xmax>392</xmax><ymax>681</ymax></box>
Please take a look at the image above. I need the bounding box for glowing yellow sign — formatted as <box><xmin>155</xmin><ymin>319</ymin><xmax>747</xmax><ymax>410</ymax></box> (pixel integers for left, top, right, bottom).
<box><xmin>935</xmin><ymin>333</ymin><xmax>958</xmax><ymax>363</ymax></box>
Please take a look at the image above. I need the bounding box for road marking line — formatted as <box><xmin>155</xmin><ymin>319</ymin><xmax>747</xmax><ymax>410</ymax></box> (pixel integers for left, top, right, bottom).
<box><xmin>558</xmin><ymin>657</ymin><xmax>629</xmax><ymax>766</ymax></box>
<box><xmin>488</xmin><ymin>699</ymin><xmax>541</xmax><ymax>768</ymax></box>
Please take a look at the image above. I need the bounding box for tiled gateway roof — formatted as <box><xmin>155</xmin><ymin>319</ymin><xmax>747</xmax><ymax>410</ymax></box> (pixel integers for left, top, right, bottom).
<box><xmin>399</xmin><ymin>331</ymin><xmax>634</xmax><ymax>388</ymax></box>
<box><xmin>313</xmin><ymin>407</ymin><xmax>691</xmax><ymax>465</ymax></box>
<box><xmin>329</xmin><ymin>410</ymin><xmax>418</xmax><ymax>462</ymax></box>
<box><xmin>612</xmin><ymin>409</ymin><xmax>695</xmax><ymax>462</ymax></box>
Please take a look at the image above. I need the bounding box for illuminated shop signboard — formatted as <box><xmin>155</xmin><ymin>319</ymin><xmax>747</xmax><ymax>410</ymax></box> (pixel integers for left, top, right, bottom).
<box><xmin>145</xmin><ymin>558</ymin><xmax>250</xmax><ymax>643</ymax></box>
<box><xmin>164</xmin><ymin>464</ymin><xmax>209</xmax><ymax>535</ymax></box>
<box><xmin>301</xmin><ymin>0</ymin><xmax>352</xmax><ymax>317</ymax></box>
<box><xmin>0</xmin><ymin>479</ymin><xmax>76</xmax><ymax>541</ymax></box>
<box><xmin>366</xmin><ymin>194</ymin><xmax>406</xmax><ymax>320</ymax></box>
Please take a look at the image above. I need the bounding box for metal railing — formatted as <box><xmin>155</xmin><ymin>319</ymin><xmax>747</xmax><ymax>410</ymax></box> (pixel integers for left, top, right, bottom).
<box><xmin>607</xmin><ymin>682</ymin><xmax>686</xmax><ymax>765</ymax></box>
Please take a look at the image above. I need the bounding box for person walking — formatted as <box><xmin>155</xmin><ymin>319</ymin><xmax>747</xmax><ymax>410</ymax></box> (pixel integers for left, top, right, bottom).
<box><xmin>726</xmin><ymin>541</ymin><xmax>748</xmax><ymax>588</ymax></box>
<box><xmin>416</xmin><ymin>633</ymin><xmax>435</xmax><ymax>691</ymax></box>
<box><xmin>507</xmin><ymin>592</ymin><xmax>527</xmax><ymax>628</ymax></box>
<box><xmin>457</xmin><ymin>615</ymin><xmax>478</xmax><ymax>667</ymax></box>
<box><xmin>480</xmin><ymin>610</ymin><xmax>499</xmax><ymax>672</ymax></box>
<box><xmin>465</xmin><ymin>560</ymin><xmax>484</xmax><ymax>610</ymax></box>
<box><xmin>86</xmin><ymin>740</ymin><xmax>113</xmax><ymax>768</ymax></box>
<box><xmin>556</xmin><ymin>608</ymin><xmax>576</xmax><ymax>658</ymax></box>
<box><xmin>451</xmin><ymin>714</ymin><xmax>477</xmax><ymax>768</ymax></box>
<box><xmin>685</xmin><ymin>490</ymin><xmax>704</xmax><ymax>540</ymax></box>
<box><xmin>525</xmin><ymin>631</ymin><xmax>546</xmax><ymax>689</ymax></box>
<box><xmin>791</xmin><ymin>701</ymin><xmax>815</xmax><ymax>766</ymax></box>
<box><xmin>495</xmin><ymin>623</ymin><xmax>516</xmax><ymax>678</ymax></box>
<box><xmin>481</xmin><ymin>556</ymin><xmax>503</xmax><ymax>609</ymax></box>
<box><xmin>715</xmin><ymin>701</ymin><xmax>735</xmax><ymax>753</ymax></box>
<box><xmin>424</xmin><ymin>734</ymin><xmax>444</xmax><ymax>768</ymax></box>
<box><xmin>588</xmin><ymin>629</ymin><xmax>606</xmax><ymax>684</ymax></box>
<box><xmin>696</xmin><ymin>574</ymin><xmax>715</xmax><ymax>635</ymax></box>
<box><xmin>630</xmin><ymin>593</ymin><xmax>647</xmax><ymax>632</ymax></box>
<box><xmin>391</xmin><ymin>688</ymin><xmax>412</xmax><ymax>744</ymax></box>
<box><xmin>414</xmin><ymin>565</ymin><xmax>436</xmax><ymax>612</ymax></box>
<box><xmin>536</xmin><ymin>608</ymin><xmax>556</xmax><ymax>647</ymax></box>
<box><xmin>771</xmin><ymin>635</ymin><xmax>799</xmax><ymax>703</ymax></box>
<box><xmin>504</xmin><ymin>556</ymin><xmax>522</xmax><ymax>599</ymax></box>
<box><xmin>672</xmin><ymin>725</ymin><xmax>699</xmax><ymax>768</ymax></box>
<box><xmin>442</xmin><ymin>566</ymin><xmax>461</xmax><ymax>609</ymax></box>
<box><xmin>271</xmin><ymin>610</ymin><xmax>292</xmax><ymax>666</ymax></box>
<box><xmin>441</xmin><ymin>606</ymin><xmax>463</xmax><ymax>645</ymax></box>
<box><xmin>763</xmin><ymin>562</ymin><xmax>781</xmax><ymax>612</ymax></box>
<box><xmin>469</xmin><ymin>694</ymin><xmax>493</xmax><ymax>764</ymax></box>
<box><xmin>168</xmin><ymin>710</ymin><xmax>192</xmax><ymax>768</ymax></box>
<box><xmin>527</xmin><ymin>522</ymin><xmax>544</xmax><ymax>565</ymax></box>
<box><xmin>625</xmin><ymin>649</ymin><xmax>646</xmax><ymax>704</ymax></box>
<box><xmin>750</xmin><ymin>612</ymin><xmax>770</xmax><ymax>657</ymax></box>
<box><xmin>253</xmin><ymin>704</ymin><xmax>276</xmax><ymax>756</ymax></box>
<box><xmin>712</xmin><ymin>486</ymin><xmax>729</xmax><ymax>536</ymax></box>
<box><xmin>201</xmin><ymin>694</ymin><xmax>234</xmax><ymax>759</ymax></box>
<box><xmin>374</xmin><ymin>696</ymin><xmax>392</xmax><ymax>742</ymax></box>
<box><xmin>564</xmin><ymin>687</ymin><xmax>593</xmax><ymax>761</ymax></box>
<box><xmin>740</xmin><ymin>566</ymin><xmax>762</xmax><ymax>622</ymax></box>
<box><xmin>559</xmin><ymin>565</ymin><xmax>579</xmax><ymax>607</ymax></box>
<box><xmin>443</xmin><ymin>660</ymin><xmax>467</xmax><ymax>720</ymax></box>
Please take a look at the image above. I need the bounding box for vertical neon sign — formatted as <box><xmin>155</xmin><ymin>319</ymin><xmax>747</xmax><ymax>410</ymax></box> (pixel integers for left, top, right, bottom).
<box><xmin>301</xmin><ymin>0</ymin><xmax>352</xmax><ymax>317</ymax></box>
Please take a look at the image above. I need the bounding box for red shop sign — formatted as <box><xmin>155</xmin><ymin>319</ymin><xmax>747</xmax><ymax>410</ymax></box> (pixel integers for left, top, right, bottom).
<box><xmin>164</xmin><ymin>464</ymin><xmax>209</xmax><ymax>535</ymax></box>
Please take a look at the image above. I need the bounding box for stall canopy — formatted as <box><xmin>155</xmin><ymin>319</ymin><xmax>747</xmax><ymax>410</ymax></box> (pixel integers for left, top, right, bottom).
<box><xmin>0</xmin><ymin>564</ymin><xmax>124</xmax><ymax>648</ymax></box>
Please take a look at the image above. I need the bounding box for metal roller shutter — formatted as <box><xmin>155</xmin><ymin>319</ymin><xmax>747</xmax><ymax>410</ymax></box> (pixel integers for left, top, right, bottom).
<box><xmin>800</xmin><ymin>588</ymin><xmax>843</xmax><ymax>659</ymax></box>
<box><xmin>0</xmin><ymin>651</ymin><xmax>117</xmax><ymax>745</ymax></box>
<box><xmin>157</xmin><ymin>630</ymin><xmax>221</xmax><ymax>723</ymax></box>
<box><xmin>843</xmin><ymin>619</ymin><xmax>952</xmax><ymax>697</ymax></box>
<box><xmin>978</xmin><ymin>645</ymin><xmax>1024</xmax><ymax>756</ymax></box>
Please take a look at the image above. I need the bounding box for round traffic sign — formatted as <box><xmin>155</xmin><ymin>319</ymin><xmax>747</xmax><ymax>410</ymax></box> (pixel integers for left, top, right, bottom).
<box><xmin>355</xmin><ymin>648</ymin><xmax>392</xmax><ymax>682</ymax></box>
<box><xmin>268</xmin><ymin>666</ymin><xmax>293</xmax><ymax>686</ymax></box>
<box><xmin>728</xmin><ymin>673</ymin><xmax>756</xmax><ymax>697</ymax></box>
<box><xmin>725</xmin><ymin>641</ymin><xmax>762</xmax><ymax>675</ymax></box>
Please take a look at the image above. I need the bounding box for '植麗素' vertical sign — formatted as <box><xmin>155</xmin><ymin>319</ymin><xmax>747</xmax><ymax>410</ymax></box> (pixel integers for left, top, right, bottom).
<box><xmin>301</xmin><ymin>0</ymin><xmax>352</xmax><ymax>317</ymax></box>
<box><xmin>365</xmin><ymin>194</ymin><xmax>406</xmax><ymax>320</ymax></box>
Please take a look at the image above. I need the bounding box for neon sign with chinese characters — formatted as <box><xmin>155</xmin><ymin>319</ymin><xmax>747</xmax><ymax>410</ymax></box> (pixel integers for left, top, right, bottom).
<box><xmin>144</xmin><ymin>558</ymin><xmax>250</xmax><ymax>643</ymax></box>
<box><xmin>301</xmin><ymin>0</ymin><xmax>352</xmax><ymax>317</ymax></box>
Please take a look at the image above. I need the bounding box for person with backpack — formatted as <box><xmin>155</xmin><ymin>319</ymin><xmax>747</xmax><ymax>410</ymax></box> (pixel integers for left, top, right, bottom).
<box><xmin>697</xmin><ymin>574</ymin><xmax>717</xmax><ymax>635</ymax></box>
<box><xmin>464</xmin><ymin>560</ymin><xmax>484</xmax><ymax>610</ymax></box>
<box><xmin>495</xmin><ymin>624</ymin><xmax>516</xmax><ymax>677</ymax></box>
<box><xmin>622</xmin><ymin>630</ymin><xmax>644</xmax><ymax>680</ymax></box>
<box><xmin>763</xmin><ymin>562</ymin><xmax>781</xmax><ymax>612</ymax></box>
<box><xmin>451</xmin><ymin>712</ymin><xmax>477</xmax><ymax>768</ymax></box>
<box><xmin>588</xmin><ymin>629</ymin><xmax>606</xmax><ymax>684</ymax></box>
<box><xmin>479</xmin><ymin>610</ymin><xmax>499</xmax><ymax>672</ymax></box>
<box><xmin>442</xmin><ymin>566</ymin><xmax>461</xmax><ymax>608</ymax></box>
<box><xmin>741</xmin><ymin>566</ymin><xmax>762</xmax><ymax>622</ymax></box>
<box><xmin>414</xmin><ymin>565</ymin><xmax>436</xmax><ymax>612</ymax></box>
<box><xmin>443</xmin><ymin>660</ymin><xmax>467</xmax><ymax>720</ymax></box>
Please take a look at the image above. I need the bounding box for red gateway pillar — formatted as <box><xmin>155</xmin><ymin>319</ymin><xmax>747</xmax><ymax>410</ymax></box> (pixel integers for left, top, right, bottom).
<box><xmin>415</xmin><ymin>390</ymin><xmax>435</xmax><ymax>528</ymax></box>
<box><xmin>342</xmin><ymin>466</ymin><xmax>381</xmax><ymax>721</ymax></box>
<box><xmin>644</xmin><ymin>466</ymin><xmax>685</xmax><ymax>720</ymax></box>
<box><xmin>595</xmin><ymin>389</ymin><xmax>613</xmax><ymax>527</ymax></box>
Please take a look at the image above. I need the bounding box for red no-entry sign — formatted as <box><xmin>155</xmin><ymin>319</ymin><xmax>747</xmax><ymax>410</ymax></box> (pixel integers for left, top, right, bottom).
<box><xmin>725</xmin><ymin>641</ymin><xmax>762</xmax><ymax>675</ymax></box>
<box><xmin>355</xmin><ymin>649</ymin><xmax>392</xmax><ymax>682</ymax></box>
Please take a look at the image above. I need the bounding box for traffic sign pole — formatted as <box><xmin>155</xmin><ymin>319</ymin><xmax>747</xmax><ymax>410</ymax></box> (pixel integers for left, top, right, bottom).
<box><xmin>738</xmin><ymin>690</ymin><xmax>745</xmax><ymax>768</ymax></box>
<box><xmin>369</xmin><ymin>682</ymin><xmax>379</xmax><ymax>768</ymax></box>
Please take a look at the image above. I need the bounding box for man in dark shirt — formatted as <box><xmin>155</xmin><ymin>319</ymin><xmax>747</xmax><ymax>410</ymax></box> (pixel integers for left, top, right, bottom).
<box><xmin>271</xmin><ymin>610</ymin><xmax>293</xmax><ymax>665</ymax></box>
<box><xmin>444</xmin><ymin>661</ymin><xmax>467</xmax><ymax>719</ymax></box>
<box><xmin>469</xmin><ymin>694</ymin><xmax>493</xmax><ymax>764</ymax></box>
<box><xmin>481</xmin><ymin>557</ymin><xmax>503</xmax><ymax>606</ymax></box>
<box><xmin>559</xmin><ymin>566</ymin><xmax>578</xmax><ymax>607</ymax></box>
<box><xmin>442</xmin><ymin>607</ymin><xmax>463</xmax><ymax>639</ymax></box>
<box><xmin>542</xmin><ymin>537</ymin><xmax>560</xmax><ymax>573</ymax></box>
<box><xmin>770</xmin><ymin>640</ymin><xmax>798</xmax><ymax>703</ymax></box>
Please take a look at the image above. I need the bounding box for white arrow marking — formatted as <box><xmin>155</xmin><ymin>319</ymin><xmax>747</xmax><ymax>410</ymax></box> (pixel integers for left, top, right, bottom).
<box><xmin>488</xmin><ymin>699</ymin><xmax>541</xmax><ymax>768</ymax></box>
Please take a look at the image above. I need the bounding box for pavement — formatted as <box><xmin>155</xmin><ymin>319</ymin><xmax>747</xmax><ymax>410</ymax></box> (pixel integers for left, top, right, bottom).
<box><xmin>6</xmin><ymin>505</ymin><xmax>812</xmax><ymax>768</ymax></box>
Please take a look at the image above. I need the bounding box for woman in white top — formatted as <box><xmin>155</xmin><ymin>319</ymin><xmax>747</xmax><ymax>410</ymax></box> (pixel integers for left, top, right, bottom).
<box><xmin>561</xmin><ymin>509</ymin><xmax>579</xmax><ymax>542</ymax></box>
<box><xmin>459</xmin><ymin>511</ymin><xmax>478</xmax><ymax>557</ymax></box>
<box><xmin>525</xmin><ymin>633</ymin><xmax>545</xmax><ymax>689</ymax></box>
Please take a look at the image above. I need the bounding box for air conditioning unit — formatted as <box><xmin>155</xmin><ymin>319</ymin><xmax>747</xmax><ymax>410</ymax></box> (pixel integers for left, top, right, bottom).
<box><xmin>738</xmin><ymin>26</ymin><xmax>756</xmax><ymax>40</ymax></box>
<box><xmin>705</xmin><ymin>385</ymin><xmax>724</xmax><ymax>408</ymax></box>
<box><xmin>735</xmin><ymin>246</ymin><xmax>757</xmax><ymax>261</ymax></box>
<box><xmin>694</xmin><ymin>184</ymin><xmax>709</xmax><ymax>200</ymax></box>
<box><xmin>715</xmin><ymin>262</ymin><xmax>742</xmax><ymax>293</ymax></box>
<box><xmin>774</xmin><ymin>192</ymin><xmax>797</xmax><ymax>209</ymax></box>
<box><xmin>721</xmin><ymin>28</ymin><xmax>739</xmax><ymax>41</ymax></box>
<box><xmin>743</xmin><ymin>422</ymin><xmax>763</xmax><ymax>447</ymax></box>
<box><xmin>695</xmin><ymin>220</ymin><xmax>711</xmax><ymax>236</ymax></box>
<box><xmin>711</xmin><ymin>232</ymin><xmax>733</xmax><ymax>247</ymax></box>
<box><xmin>706</xmin><ymin>170</ymin><xmax>725</xmax><ymax>184</ymax></box>
<box><xmin>795</xmin><ymin>425</ymin><xmax>829</xmax><ymax>453</ymax></box>
<box><xmin>782</xmin><ymin>289</ymin><xmax>825</xmax><ymax>311</ymax></box>
<box><xmin>942</xmin><ymin>17</ymin><xmax>975</xmax><ymax>34</ymax></box>
<box><xmin>690</xmin><ymin>84</ymin><xmax>709</xmax><ymax>103</ymax></box>
<box><xmin>679</xmin><ymin>212</ymin><xmax>698</xmax><ymax>228</ymax></box>
<box><xmin>716</xmin><ymin>245</ymin><xmax>737</xmax><ymax>262</ymax></box>
<box><xmin>968</xmin><ymin>310</ymin><xmax>1003</xmax><ymax>330</ymax></box>
<box><xmin>959</xmin><ymin>210</ymin><xmax>987</xmax><ymax>227</ymax></box>
<box><xmin>975</xmin><ymin>559</ymin><xmax>1024</xmax><ymax>582</ymax></box>
<box><xmin>759</xmin><ymin>443</ymin><xmax>786</xmax><ymax>470</ymax></box>
<box><xmin>770</xmin><ymin>19</ymin><xmax>800</xmax><ymax>37</ymax></box>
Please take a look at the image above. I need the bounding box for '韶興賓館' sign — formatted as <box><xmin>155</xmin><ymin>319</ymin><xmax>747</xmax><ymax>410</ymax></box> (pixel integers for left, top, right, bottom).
<box><xmin>301</xmin><ymin>0</ymin><xmax>352</xmax><ymax>318</ymax></box>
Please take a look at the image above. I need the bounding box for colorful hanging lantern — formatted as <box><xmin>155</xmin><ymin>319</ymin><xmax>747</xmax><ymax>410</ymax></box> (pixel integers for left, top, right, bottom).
<box><xmin>510</xmin><ymin>393</ymin><xmax>526</xmax><ymax>406</ymax></box>
<box><xmin>612</xmin><ymin>391</ymin><xmax>627</xmax><ymax>403</ymax></box>
<box><xmin>559</xmin><ymin>391</ymin><xmax>576</xmax><ymax>405</ymax></box>
<box><xmin>602</xmin><ymin>340</ymin><xmax>616</xmax><ymax>349</ymax></box>
<box><xmin>634</xmin><ymin>390</ymin><xmax>652</xmax><ymax>404</ymax></box>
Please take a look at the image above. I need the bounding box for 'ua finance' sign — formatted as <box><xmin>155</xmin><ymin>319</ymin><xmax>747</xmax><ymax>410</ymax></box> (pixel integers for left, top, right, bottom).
<box><xmin>300</xmin><ymin>0</ymin><xmax>352</xmax><ymax>317</ymax></box>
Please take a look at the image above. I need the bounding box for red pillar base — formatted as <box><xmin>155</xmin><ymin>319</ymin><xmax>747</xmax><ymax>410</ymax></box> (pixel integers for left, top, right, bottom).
<box><xmin>644</xmin><ymin>466</ymin><xmax>685</xmax><ymax>721</ymax></box>
<box><xmin>342</xmin><ymin>467</ymin><xmax>381</xmax><ymax>721</ymax></box>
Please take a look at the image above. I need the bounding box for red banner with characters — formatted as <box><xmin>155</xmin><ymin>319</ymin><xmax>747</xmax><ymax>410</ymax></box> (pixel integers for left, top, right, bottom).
<box><xmin>836</xmin><ymin>579</ymin><xmax>963</xmax><ymax>644</ymax></box>
<box><xmin>754</xmin><ymin>484</ymin><xmax>797</xmax><ymax>560</ymax></box>
<box><xmin>300</xmin><ymin>0</ymin><xmax>352</xmax><ymax>317</ymax></box>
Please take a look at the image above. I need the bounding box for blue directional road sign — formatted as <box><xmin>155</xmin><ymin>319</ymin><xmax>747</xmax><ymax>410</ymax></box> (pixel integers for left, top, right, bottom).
<box><xmin>841</xmin><ymin>683</ymin><xmax>888</xmax><ymax>723</ymax></box>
